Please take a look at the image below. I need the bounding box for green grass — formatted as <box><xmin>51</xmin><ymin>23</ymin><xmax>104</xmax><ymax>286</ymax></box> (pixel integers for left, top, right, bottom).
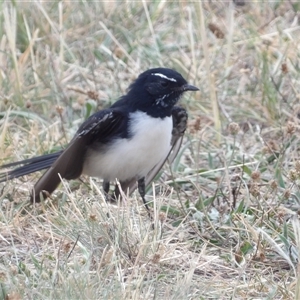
<box><xmin>1</xmin><ymin>1</ymin><xmax>300</xmax><ymax>299</ymax></box>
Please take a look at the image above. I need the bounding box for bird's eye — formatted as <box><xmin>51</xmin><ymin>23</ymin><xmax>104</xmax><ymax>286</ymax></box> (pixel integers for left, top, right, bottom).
<box><xmin>160</xmin><ymin>81</ymin><xmax>169</xmax><ymax>88</ymax></box>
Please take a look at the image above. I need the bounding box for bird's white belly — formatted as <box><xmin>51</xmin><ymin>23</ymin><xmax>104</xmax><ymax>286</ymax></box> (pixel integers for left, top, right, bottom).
<box><xmin>82</xmin><ymin>112</ymin><xmax>173</xmax><ymax>181</ymax></box>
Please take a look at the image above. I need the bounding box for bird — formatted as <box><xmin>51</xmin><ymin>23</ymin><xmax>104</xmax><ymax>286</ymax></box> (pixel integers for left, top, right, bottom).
<box><xmin>0</xmin><ymin>68</ymin><xmax>198</xmax><ymax>208</ymax></box>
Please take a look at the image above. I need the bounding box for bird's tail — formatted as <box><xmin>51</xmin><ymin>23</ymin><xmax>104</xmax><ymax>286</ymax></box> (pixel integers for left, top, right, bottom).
<box><xmin>0</xmin><ymin>151</ymin><xmax>63</xmax><ymax>183</ymax></box>
<box><xmin>0</xmin><ymin>150</ymin><xmax>63</xmax><ymax>198</ymax></box>
<box><xmin>1</xmin><ymin>151</ymin><xmax>64</xmax><ymax>202</ymax></box>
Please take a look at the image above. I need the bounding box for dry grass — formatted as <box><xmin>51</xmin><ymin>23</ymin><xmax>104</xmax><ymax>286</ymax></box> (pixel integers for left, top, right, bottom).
<box><xmin>1</xmin><ymin>1</ymin><xmax>300</xmax><ymax>299</ymax></box>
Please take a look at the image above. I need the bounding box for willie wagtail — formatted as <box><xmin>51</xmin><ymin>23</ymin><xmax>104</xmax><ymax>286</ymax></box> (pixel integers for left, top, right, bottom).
<box><xmin>0</xmin><ymin>68</ymin><xmax>198</xmax><ymax>208</ymax></box>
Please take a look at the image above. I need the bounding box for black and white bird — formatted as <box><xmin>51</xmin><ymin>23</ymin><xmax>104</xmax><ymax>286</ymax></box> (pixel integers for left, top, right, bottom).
<box><xmin>0</xmin><ymin>68</ymin><xmax>198</xmax><ymax>208</ymax></box>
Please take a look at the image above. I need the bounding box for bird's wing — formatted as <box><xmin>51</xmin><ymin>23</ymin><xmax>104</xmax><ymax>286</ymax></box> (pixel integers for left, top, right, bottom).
<box><xmin>121</xmin><ymin>106</ymin><xmax>188</xmax><ymax>196</ymax></box>
<box><xmin>29</xmin><ymin>109</ymin><xmax>126</xmax><ymax>202</ymax></box>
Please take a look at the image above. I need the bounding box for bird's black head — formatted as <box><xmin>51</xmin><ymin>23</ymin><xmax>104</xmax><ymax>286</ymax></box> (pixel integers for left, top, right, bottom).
<box><xmin>125</xmin><ymin>68</ymin><xmax>198</xmax><ymax>118</ymax></box>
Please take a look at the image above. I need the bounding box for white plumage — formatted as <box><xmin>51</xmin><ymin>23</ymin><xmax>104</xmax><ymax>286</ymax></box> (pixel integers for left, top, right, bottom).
<box><xmin>82</xmin><ymin>111</ymin><xmax>173</xmax><ymax>181</ymax></box>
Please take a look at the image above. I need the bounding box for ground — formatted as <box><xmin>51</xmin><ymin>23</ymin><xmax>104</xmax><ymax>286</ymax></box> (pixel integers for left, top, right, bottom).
<box><xmin>1</xmin><ymin>1</ymin><xmax>300</xmax><ymax>299</ymax></box>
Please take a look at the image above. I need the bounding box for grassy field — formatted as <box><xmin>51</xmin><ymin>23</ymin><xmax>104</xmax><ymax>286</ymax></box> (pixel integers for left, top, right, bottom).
<box><xmin>1</xmin><ymin>1</ymin><xmax>300</xmax><ymax>299</ymax></box>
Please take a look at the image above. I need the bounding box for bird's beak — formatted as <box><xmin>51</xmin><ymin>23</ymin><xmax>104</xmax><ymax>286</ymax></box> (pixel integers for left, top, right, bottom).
<box><xmin>182</xmin><ymin>84</ymin><xmax>199</xmax><ymax>92</ymax></box>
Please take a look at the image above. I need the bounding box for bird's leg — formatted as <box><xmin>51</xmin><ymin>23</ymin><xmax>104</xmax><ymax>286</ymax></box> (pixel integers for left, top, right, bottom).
<box><xmin>103</xmin><ymin>181</ymin><xmax>110</xmax><ymax>201</ymax></box>
<box><xmin>114</xmin><ymin>182</ymin><xmax>121</xmax><ymax>201</ymax></box>
<box><xmin>138</xmin><ymin>177</ymin><xmax>150</xmax><ymax>212</ymax></box>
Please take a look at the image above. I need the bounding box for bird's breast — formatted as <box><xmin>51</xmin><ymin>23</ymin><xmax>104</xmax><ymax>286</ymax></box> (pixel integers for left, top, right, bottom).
<box><xmin>82</xmin><ymin>111</ymin><xmax>173</xmax><ymax>181</ymax></box>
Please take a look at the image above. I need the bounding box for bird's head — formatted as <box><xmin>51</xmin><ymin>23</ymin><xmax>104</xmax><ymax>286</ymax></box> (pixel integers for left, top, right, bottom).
<box><xmin>127</xmin><ymin>68</ymin><xmax>198</xmax><ymax>117</ymax></box>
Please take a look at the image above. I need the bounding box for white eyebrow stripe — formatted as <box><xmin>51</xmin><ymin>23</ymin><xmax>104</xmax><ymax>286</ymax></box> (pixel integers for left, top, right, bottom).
<box><xmin>151</xmin><ymin>73</ymin><xmax>177</xmax><ymax>82</ymax></box>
